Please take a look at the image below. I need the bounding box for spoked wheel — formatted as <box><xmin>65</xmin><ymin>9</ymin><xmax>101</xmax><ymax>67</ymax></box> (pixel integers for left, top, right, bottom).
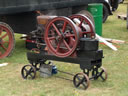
<box><xmin>92</xmin><ymin>67</ymin><xmax>107</xmax><ymax>81</ymax></box>
<box><xmin>77</xmin><ymin>10</ymin><xmax>94</xmax><ymax>24</ymax></box>
<box><xmin>69</xmin><ymin>14</ymin><xmax>95</xmax><ymax>38</ymax></box>
<box><xmin>44</xmin><ymin>17</ymin><xmax>80</xmax><ymax>57</ymax></box>
<box><xmin>73</xmin><ymin>73</ymin><xmax>90</xmax><ymax>90</ymax></box>
<box><xmin>21</xmin><ymin>65</ymin><xmax>36</xmax><ymax>79</ymax></box>
<box><xmin>0</xmin><ymin>22</ymin><xmax>15</xmax><ymax>59</ymax></box>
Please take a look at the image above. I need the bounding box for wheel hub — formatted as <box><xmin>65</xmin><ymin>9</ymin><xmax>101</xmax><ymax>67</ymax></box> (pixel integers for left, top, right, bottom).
<box><xmin>56</xmin><ymin>35</ymin><xmax>63</xmax><ymax>41</ymax></box>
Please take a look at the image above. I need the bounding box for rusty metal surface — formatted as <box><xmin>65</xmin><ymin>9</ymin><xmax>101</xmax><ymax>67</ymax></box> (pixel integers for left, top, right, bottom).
<box><xmin>37</xmin><ymin>15</ymin><xmax>57</xmax><ymax>25</ymax></box>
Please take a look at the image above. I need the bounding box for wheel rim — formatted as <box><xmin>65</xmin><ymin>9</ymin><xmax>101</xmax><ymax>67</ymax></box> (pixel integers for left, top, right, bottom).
<box><xmin>21</xmin><ymin>65</ymin><xmax>36</xmax><ymax>79</ymax></box>
<box><xmin>99</xmin><ymin>67</ymin><xmax>108</xmax><ymax>81</ymax></box>
<box><xmin>44</xmin><ymin>17</ymin><xmax>80</xmax><ymax>57</ymax></box>
<box><xmin>73</xmin><ymin>73</ymin><xmax>90</xmax><ymax>90</ymax></box>
<box><xmin>77</xmin><ymin>10</ymin><xmax>95</xmax><ymax>24</ymax></box>
<box><xmin>0</xmin><ymin>23</ymin><xmax>14</xmax><ymax>58</ymax></box>
<box><xmin>69</xmin><ymin>14</ymin><xmax>95</xmax><ymax>38</ymax></box>
<box><xmin>92</xmin><ymin>67</ymin><xmax>108</xmax><ymax>81</ymax></box>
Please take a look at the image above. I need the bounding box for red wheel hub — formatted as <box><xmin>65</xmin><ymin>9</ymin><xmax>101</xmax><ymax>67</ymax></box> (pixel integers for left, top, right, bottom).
<box><xmin>69</xmin><ymin>14</ymin><xmax>95</xmax><ymax>38</ymax></box>
<box><xmin>44</xmin><ymin>17</ymin><xmax>80</xmax><ymax>57</ymax></box>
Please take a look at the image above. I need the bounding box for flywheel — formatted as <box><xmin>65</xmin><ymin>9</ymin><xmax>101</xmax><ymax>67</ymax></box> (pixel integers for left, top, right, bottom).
<box><xmin>44</xmin><ymin>16</ymin><xmax>80</xmax><ymax>57</ymax></box>
<box><xmin>69</xmin><ymin>14</ymin><xmax>95</xmax><ymax>38</ymax></box>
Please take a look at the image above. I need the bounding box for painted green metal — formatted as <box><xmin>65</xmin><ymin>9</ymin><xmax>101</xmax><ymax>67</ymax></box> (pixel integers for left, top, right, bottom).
<box><xmin>87</xmin><ymin>3</ymin><xmax>103</xmax><ymax>36</ymax></box>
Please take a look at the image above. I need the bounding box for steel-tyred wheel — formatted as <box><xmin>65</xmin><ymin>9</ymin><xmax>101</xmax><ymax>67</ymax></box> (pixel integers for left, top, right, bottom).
<box><xmin>99</xmin><ymin>67</ymin><xmax>107</xmax><ymax>81</ymax></box>
<box><xmin>92</xmin><ymin>67</ymin><xmax>107</xmax><ymax>81</ymax></box>
<box><xmin>73</xmin><ymin>72</ymin><xmax>90</xmax><ymax>90</ymax></box>
<box><xmin>69</xmin><ymin>14</ymin><xmax>95</xmax><ymax>38</ymax></box>
<box><xmin>21</xmin><ymin>65</ymin><xmax>36</xmax><ymax>79</ymax></box>
<box><xmin>0</xmin><ymin>22</ymin><xmax>15</xmax><ymax>59</ymax></box>
<box><xmin>44</xmin><ymin>17</ymin><xmax>80</xmax><ymax>57</ymax></box>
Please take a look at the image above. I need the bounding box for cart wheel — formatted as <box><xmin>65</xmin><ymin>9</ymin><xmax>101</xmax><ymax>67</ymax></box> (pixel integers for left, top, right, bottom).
<box><xmin>0</xmin><ymin>22</ymin><xmax>15</xmax><ymax>59</ymax></box>
<box><xmin>73</xmin><ymin>73</ymin><xmax>90</xmax><ymax>90</ymax></box>
<box><xmin>99</xmin><ymin>67</ymin><xmax>107</xmax><ymax>81</ymax></box>
<box><xmin>92</xmin><ymin>67</ymin><xmax>107</xmax><ymax>81</ymax></box>
<box><xmin>21</xmin><ymin>65</ymin><xmax>36</xmax><ymax>79</ymax></box>
<box><xmin>44</xmin><ymin>17</ymin><xmax>80</xmax><ymax>57</ymax></box>
<box><xmin>69</xmin><ymin>14</ymin><xmax>95</xmax><ymax>38</ymax></box>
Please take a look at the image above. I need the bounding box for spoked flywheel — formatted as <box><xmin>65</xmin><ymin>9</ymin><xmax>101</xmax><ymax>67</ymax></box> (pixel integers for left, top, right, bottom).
<box><xmin>77</xmin><ymin>10</ymin><xmax>95</xmax><ymax>24</ymax></box>
<box><xmin>44</xmin><ymin>17</ymin><xmax>80</xmax><ymax>57</ymax></box>
<box><xmin>0</xmin><ymin>22</ymin><xmax>15</xmax><ymax>59</ymax></box>
<box><xmin>69</xmin><ymin>14</ymin><xmax>95</xmax><ymax>38</ymax></box>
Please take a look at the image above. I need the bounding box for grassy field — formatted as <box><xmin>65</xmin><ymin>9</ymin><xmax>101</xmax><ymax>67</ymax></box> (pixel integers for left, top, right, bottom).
<box><xmin>0</xmin><ymin>4</ymin><xmax>128</xmax><ymax>96</ymax></box>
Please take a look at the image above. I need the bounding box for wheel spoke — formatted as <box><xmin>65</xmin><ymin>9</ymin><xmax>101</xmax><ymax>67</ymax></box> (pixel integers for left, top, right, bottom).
<box><xmin>48</xmin><ymin>37</ymin><xmax>56</xmax><ymax>40</ymax></box>
<box><xmin>1</xmin><ymin>41</ymin><xmax>9</xmax><ymax>44</ymax></box>
<box><xmin>0</xmin><ymin>27</ymin><xmax>3</xmax><ymax>35</ymax></box>
<box><xmin>65</xmin><ymin>34</ymin><xmax>75</xmax><ymax>38</ymax></box>
<box><xmin>29</xmin><ymin>68</ymin><xmax>33</xmax><ymax>73</ymax></box>
<box><xmin>63</xmin><ymin>39</ymin><xmax>71</xmax><ymax>51</ymax></box>
<box><xmin>24</xmin><ymin>68</ymin><xmax>28</xmax><ymax>73</ymax></box>
<box><xmin>52</xmin><ymin>23</ymin><xmax>61</xmax><ymax>36</ymax></box>
<box><xmin>76</xmin><ymin>77</ymin><xmax>85</xmax><ymax>87</ymax></box>
<box><xmin>0</xmin><ymin>44</ymin><xmax>7</xmax><ymax>50</ymax></box>
<box><xmin>75</xmin><ymin>75</ymin><xmax>81</xmax><ymax>87</ymax></box>
<box><xmin>100</xmin><ymin>75</ymin><xmax>105</xmax><ymax>81</ymax></box>
<box><xmin>24</xmin><ymin>69</ymin><xmax>29</xmax><ymax>78</ymax></box>
<box><xmin>79</xmin><ymin>18</ymin><xmax>84</xmax><ymax>27</ymax></box>
<box><xmin>99</xmin><ymin>70</ymin><xmax>104</xmax><ymax>77</ymax></box>
<box><xmin>1</xmin><ymin>33</ymin><xmax>8</xmax><ymax>39</ymax></box>
<box><xmin>29</xmin><ymin>73</ymin><xmax>34</xmax><ymax>78</ymax></box>
<box><xmin>56</xmin><ymin>42</ymin><xmax>61</xmax><ymax>52</ymax></box>
<box><xmin>65</xmin><ymin>33</ymin><xmax>75</xmax><ymax>44</ymax></box>
<box><xmin>82</xmin><ymin>31</ymin><xmax>92</xmax><ymax>34</ymax></box>
<box><xmin>76</xmin><ymin>75</ymin><xmax>81</xmax><ymax>81</ymax></box>
<box><xmin>82</xmin><ymin>82</ymin><xmax>87</xmax><ymax>89</ymax></box>
<box><xmin>24</xmin><ymin>74</ymin><xmax>29</xmax><ymax>79</ymax></box>
<box><xmin>62</xmin><ymin>22</ymin><xmax>67</xmax><ymax>33</ymax></box>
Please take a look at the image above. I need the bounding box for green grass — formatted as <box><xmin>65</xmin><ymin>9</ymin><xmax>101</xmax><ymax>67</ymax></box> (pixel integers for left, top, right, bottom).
<box><xmin>0</xmin><ymin>4</ymin><xmax>128</xmax><ymax>96</ymax></box>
